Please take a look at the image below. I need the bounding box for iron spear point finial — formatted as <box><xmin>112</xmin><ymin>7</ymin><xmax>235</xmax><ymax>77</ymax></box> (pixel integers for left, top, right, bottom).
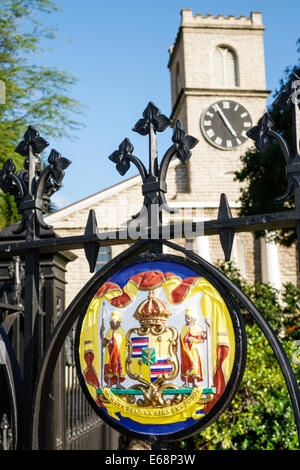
<box><xmin>217</xmin><ymin>193</ymin><xmax>234</xmax><ymax>261</ymax></box>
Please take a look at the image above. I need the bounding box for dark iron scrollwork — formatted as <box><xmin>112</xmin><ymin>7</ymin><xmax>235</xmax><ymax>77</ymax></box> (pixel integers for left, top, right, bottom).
<box><xmin>8</xmin><ymin>256</ymin><xmax>25</xmax><ymax>309</ymax></box>
<box><xmin>247</xmin><ymin>73</ymin><xmax>300</xmax><ymax>203</ymax></box>
<box><xmin>0</xmin><ymin>125</ymin><xmax>71</xmax><ymax>236</ymax></box>
<box><xmin>108</xmin><ymin>102</ymin><xmax>198</xmax><ymax>220</ymax></box>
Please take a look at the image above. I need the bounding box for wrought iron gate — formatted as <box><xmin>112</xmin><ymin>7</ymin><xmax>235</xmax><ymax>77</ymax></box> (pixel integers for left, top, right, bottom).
<box><xmin>0</xmin><ymin>229</ymin><xmax>118</xmax><ymax>449</ymax></box>
<box><xmin>0</xmin><ymin>75</ymin><xmax>299</xmax><ymax>449</ymax></box>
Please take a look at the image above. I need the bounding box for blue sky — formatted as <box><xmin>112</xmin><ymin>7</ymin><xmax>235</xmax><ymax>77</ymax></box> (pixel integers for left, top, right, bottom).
<box><xmin>32</xmin><ymin>0</ymin><xmax>300</xmax><ymax>209</ymax></box>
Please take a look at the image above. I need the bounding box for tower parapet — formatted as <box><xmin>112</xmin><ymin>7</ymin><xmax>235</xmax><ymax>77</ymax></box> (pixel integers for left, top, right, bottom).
<box><xmin>180</xmin><ymin>9</ymin><xmax>263</xmax><ymax>28</ymax></box>
<box><xmin>169</xmin><ymin>10</ymin><xmax>264</xmax><ymax>59</ymax></box>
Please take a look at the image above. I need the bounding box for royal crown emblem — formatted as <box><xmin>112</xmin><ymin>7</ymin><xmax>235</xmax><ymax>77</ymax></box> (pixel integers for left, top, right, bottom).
<box><xmin>134</xmin><ymin>290</ymin><xmax>172</xmax><ymax>327</ymax></box>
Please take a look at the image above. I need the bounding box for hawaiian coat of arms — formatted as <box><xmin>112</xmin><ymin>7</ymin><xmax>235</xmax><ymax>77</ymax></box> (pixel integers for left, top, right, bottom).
<box><xmin>77</xmin><ymin>259</ymin><xmax>240</xmax><ymax>439</ymax></box>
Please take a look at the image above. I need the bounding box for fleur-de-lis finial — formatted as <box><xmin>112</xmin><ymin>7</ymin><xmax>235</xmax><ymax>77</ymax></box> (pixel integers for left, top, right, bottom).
<box><xmin>172</xmin><ymin>120</ymin><xmax>198</xmax><ymax>164</ymax></box>
<box><xmin>0</xmin><ymin>125</ymin><xmax>71</xmax><ymax>237</ymax></box>
<box><xmin>47</xmin><ymin>149</ymin><xmax>71</xmax><ymax>185</ymax></box>
<box><xmin>15</xmin><ymin>125</ymin><xmax>49</xmax><ymax>157</ymax></box>
<box><xmin>108</xmin><ymin>138</ymin><xmax>134</xmax><ymax>176</ymax></box>
<box><xmin>246</xmin><ymin>112</ymin><xmax>275</xmax><ymax>153</ymax></box>
<box><xmin>132</xmin><ymin>102</ymin><xmax>170</xmax><ymax>136</ymax></box>
<box><xmin>246</xmin><ymin>73</ymin><xmax>300</xmax><ymax>203</ymax></box>
<box><xmin>108</xmin><ymin>103</ymin><xmax>198</xmax><ymax>225</ymax></box>
<box><xmin>272</xmin><ymin>72</ymin><xmax>300</xmax><ymax>111</ymax></box>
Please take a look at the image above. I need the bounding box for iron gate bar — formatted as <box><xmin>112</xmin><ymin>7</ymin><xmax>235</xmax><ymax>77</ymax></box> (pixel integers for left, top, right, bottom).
<box><xmin>0</xmin><ymin>208</ymin><xmax>298</xmax><ymax>254</ymax></box>
<box><xmin>0</xmin><ymin>303</ymin><xmax>24</xmax><ymax>312</ymax></box>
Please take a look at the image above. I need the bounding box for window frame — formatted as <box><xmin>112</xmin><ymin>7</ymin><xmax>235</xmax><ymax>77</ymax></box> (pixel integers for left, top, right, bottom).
<box><xmin>211</xmin><ymin>45</ymin><xmax>239</xmax><ymax>88</ymax></box>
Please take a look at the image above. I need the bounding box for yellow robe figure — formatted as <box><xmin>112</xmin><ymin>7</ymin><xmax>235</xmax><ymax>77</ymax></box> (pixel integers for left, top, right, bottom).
<box><xmin>103</xmin><ymin>312</ymin><xmax>127</xmax><ymax>387</ymax></box>
<box><xmin>180</xmin><ymin>310</ymin><xmax>206</xmax><ymax>386</ymax></box>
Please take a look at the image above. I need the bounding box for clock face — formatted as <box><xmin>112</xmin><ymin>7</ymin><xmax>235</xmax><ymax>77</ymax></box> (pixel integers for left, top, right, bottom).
<box><xmin>200</xmin><ymin>100</ymin><xmax>252</xmax><ymax>150</ymax></box>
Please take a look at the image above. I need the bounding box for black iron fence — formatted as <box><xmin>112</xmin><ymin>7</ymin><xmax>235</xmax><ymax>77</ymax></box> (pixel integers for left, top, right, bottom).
<box><xmin>0</xmin><ymin>229</ymin><xmax>118</xmax><ymax>449</ymax></box>
<box><xmin>64</xmin><ymin>325</ymin><xmax>103</xmax><ymax>450</ymax></box>
<box><xmin>0</xmin><ymin>76</ymin><xmax>299</xmax><ymax>449</ymax></box>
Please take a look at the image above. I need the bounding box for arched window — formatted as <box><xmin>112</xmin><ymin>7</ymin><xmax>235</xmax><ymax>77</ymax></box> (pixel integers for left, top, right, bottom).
<box><xmin>213</xmin><ymin>46</ymin><xmax>238</xmax><ymax>88</ymax></box>
<box><xmin>95</xmin><ymin>246</ymin><xmax>111</xmax><ymax>272</ymax></box>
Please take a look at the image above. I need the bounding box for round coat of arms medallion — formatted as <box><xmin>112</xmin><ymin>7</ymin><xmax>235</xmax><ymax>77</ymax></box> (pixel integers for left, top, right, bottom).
<box><xmin>75</xmin><ymin>256</ymin><xmax>246</xmax><ymax>441</ymax></box>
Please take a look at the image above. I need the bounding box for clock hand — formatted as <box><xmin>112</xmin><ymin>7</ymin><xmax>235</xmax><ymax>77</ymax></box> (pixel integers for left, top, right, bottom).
<box><xmin>215</xmin><ymin>104</ymin><xmax>237</xmax><ymax>137</ymax></box>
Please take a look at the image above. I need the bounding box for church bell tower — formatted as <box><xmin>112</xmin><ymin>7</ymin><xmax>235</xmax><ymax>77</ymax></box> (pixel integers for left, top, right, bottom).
<box><xmin>168</xmin><ymin>9</ymin><xmax>269</xmax><ymax>204</ymax></box>
<box><xmin>167</xmin><ymin>9</ymin><xmax>275</xmax><ymax>285</ymax></box>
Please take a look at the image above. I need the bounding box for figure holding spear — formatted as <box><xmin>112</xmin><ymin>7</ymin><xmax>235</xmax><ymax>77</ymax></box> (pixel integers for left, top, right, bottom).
<box><xmin>99</xmin><ymin>302</ymin><xmax>107</xmax><ymax>388</ymax></box>
<box><xmin>205</xmin><ymin>317</ymin><xmax>211</xmax><ymax>388</ymax></box>
<box><xmin>100</xmin><ymin>308</ymin><xmax>127</xmax><ymax>389</ymax></box>
<box><xmin>180</xmin><ymin>308</ymin><xmax>207</xmax><ymax>388</ymax></box>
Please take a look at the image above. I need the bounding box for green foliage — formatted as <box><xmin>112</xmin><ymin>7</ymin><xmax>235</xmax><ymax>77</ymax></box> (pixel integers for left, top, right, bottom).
<box><xmin>191</xmin><ymin>326</ymin><xmax>299</xmax><ymax>450</ymax></box>
<box><xmin>0</xmin><ymin>193</ymin><xmax>20</xmax><ymax>228</ymax></box>
<box><xmin>234</xmin><ymin>40</ymin><xmax>300</xmax><ymax>246</ymax></box>
<box><xmin>0</xmin><ymin>0</ymin><xmax>84</xmax><ymax>228</ymax></box>
<box><xmin>169</xmin><ymin>262</ymin><xmax>300</xmax><ymax>451</ymax></box>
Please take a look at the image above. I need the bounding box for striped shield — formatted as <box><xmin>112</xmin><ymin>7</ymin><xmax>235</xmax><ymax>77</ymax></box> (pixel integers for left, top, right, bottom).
<box><xmin>150</xmin><ymin>356</ymin><xmax>173</xmax><ymax>383</ymax></box>
<box><xmin>131</xmin><ymin>336</ymin><xmax>149</xmax><ymax>358</ymax></box>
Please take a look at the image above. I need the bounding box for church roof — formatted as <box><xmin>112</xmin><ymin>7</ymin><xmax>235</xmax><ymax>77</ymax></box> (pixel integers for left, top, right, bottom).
<box><xmin>45</xmin><ymin>159</ymin><xmax>181</xmax><ymax>224</ymax></box>
<box><xmin>45</xmin><ymin>171</ymin><xmax>141</xmax><ymax>224</ymax></box>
